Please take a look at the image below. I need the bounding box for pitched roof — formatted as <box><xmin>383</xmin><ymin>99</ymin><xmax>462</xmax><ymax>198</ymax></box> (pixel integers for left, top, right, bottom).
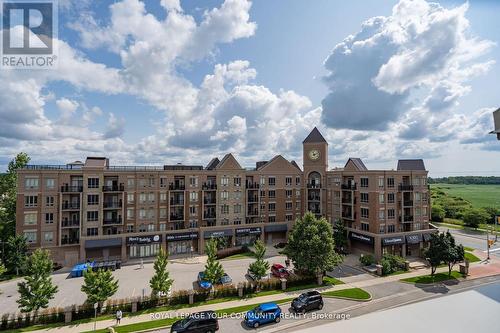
<box><xmin>303</xmin><ymin>127</ymin><xmax>327</xmax><ymax>144</ymax></box>
<box><xmin>345</xmin><ymin>158</ymin><xmax>368</xmax><ymax>171</ymax></box>
<box><xmin>290</xmin><ymin>160</ymin><xmax>302</xmax><ymax>171</ymax></box>
<box><xmin>257</xmin><ymin>155</ymin><xmax>299</xmax><ymax>172</ymax></box>
<box><xmin>215</xmin><ymin>153</ymin><xmax>243</xmax><ymax>170</ymax></box>
<box><xmin>397</xmin><ymin>159</ymin><xmax>426</xmax><ymax>171</ymax></box>
<box><xmin>205</xmin><ymin>157</ymin><xmax>220</xmax><ymax>170</ymax></box>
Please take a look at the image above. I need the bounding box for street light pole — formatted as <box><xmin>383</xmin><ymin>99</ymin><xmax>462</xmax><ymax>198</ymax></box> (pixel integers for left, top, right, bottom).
<box><xmin>93</xmin><ymin>302</ymin><xmax>98</xmax><ymax>331</ymax></box>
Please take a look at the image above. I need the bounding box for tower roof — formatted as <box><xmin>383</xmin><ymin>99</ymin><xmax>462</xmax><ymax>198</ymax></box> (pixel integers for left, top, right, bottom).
<box><xmin>303</xmin><ymin>127</ymin><xmax>327</xmax><ymax>144</ymax></box>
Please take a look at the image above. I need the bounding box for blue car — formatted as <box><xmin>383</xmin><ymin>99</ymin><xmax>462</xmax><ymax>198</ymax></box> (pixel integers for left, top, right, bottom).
<box><xmin>244</xmin><ymin>303</ymin><xmax>282</xmax><ymax>328</ymax></box>
<box><xmin>197</xmin><ymin>272</ymin><xmax>212</xmax><ymax>290</ymax></box>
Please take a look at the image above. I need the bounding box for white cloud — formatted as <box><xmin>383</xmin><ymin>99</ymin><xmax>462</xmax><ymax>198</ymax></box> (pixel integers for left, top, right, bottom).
<box><xmin>56</xmin><ymin>98</ymin><xmax>79</xmax><ymax>124</ymax></box>
<box><xmin>104</xmin><ymin>113</ymin><xmax>126</xmax><ymax>139</ymax></box>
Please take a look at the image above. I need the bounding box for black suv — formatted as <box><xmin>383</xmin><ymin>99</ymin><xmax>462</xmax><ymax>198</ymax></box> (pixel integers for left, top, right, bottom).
<box><xmin>291</xmin><ymin>291</ymin><xmax>323</xmax><ymax>313</ymax></box>
<box><xmin>170</xmin><ymin>311</ymin><xmax>219</xmax><ymax>333</ymax></box>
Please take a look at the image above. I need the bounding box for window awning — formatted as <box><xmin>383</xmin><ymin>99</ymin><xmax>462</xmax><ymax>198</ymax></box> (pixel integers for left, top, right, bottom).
<box><xmin>406</xmin><ymin>234</ymin><xmax>423</xmax><ymax>244</ymax></box>
<box><xmin>349</xmin><ymin>231</ymin><xmax>374</xmax><ymax>245</ymax></box>
<box><xmin>382</xmin><ymin>236</ymin><xmax>405</xmax><ymax>246</ymax></box>
<box><xmin>264</xmin><ymin>224</ymin><xmax>288</xmax><ymax>233</ymax></box>
<box><xmin>85</xmin><ymin>238</ymin><xmax>122</xmax><ymax>249</ymax></box>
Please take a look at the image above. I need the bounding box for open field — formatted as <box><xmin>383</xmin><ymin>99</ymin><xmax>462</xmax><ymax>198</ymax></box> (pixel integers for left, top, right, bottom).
<box><xmin>431</xmin><ymin>184</ymin><xmax>500</xmax><ymax>209</ymax></box>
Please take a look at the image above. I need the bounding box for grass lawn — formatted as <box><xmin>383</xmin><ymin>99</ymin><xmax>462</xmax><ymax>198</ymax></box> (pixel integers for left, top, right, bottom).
<box><xmin>322</xmin><ymin>288</ymin><xmax>371</xmax><ymax>300</ymax></box>
<box><xmin>463</xmin><ymin>246</ymin><xmax>475</xmax><ymax>252</ymax></box>
<box><xmin>464</xmin><ymin>252</ymin><xmax>481</xmax><ymax>263</ymax></box>
<box><xmin>323</xmin><ymin>276</ymin><xmax>345</xmax><ymax>285</ymax></box>
<box><xmin>431</xmin><ymin>184</ymin><xmax>500</xmax><ymax>209</ymax></box>
<box><xmin>221</xmin><ymin>252</ymin><xmax>255</xmax><ymax>260</ymax></box>
<box><xmin>401</xmin><ymin>271</ymin><xmax>464</xmax><ymax>284</ymax></box>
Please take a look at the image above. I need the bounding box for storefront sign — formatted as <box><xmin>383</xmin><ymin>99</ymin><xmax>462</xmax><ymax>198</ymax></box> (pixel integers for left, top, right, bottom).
<box><xmin>349</xmin><ymin>232</ymin><xmax>374</xmax><ymax>245</ymax></box>
<box><xmin>264</xmin><ymin>224</ymin><xmax>288</xmax><ymax>232</ymax></box>
<box><xmin>204</xmin><ymin>229</ymin><xmax>234</xmax><ymax>239</ymax></box>
<box><xmin>406</xmin><ymin>234</ymin><xmax>423</xmax><ymax>244</ymax></box>
<box><xmin>166</xmin><ymin>232</ymin><xmax>199</xmax><ymax>241</ymax></box>
<box><xmin>422</xmin><ymin>233</ymin><xmax>434</xmax><ymax>242</ymax></box>
<box><xmin>85</xmin><ymin>238</ymin><xmax>122</xmax><ymax>249</ymax></box>
<box><xmin>235</xmin><ymin>227</ymin><xmax>262</xmax><ymax>236</ymax></box>
<box><xmin>382</xmin><ymin>236</ymin><xmax>405</xmax><ymax>246</ymax></box>
<box><xmin>126</xmin><ymin>234</ymin><xmax>162</xmax><ymax>245</ymax></box>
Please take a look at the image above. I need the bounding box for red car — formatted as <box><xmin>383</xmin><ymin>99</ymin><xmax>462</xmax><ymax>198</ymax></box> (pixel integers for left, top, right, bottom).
<box><xmin>271</xmin><ymin>263</ymin><xmax>289</xmax><ymax>278</ymax></box>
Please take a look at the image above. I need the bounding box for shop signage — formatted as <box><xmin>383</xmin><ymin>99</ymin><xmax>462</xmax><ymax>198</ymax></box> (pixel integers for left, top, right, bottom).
<box><xmin>406</xmin><ymin>234</ymin><xmax>423</xmax><ymax>244</ymax></box>
<box><xmin>423</xmin><ymin>233</ymin><xmax>434</xmax><ymax>242</ymax></box>
<box><xmin>166</xmin><ymin>232</ymin><xmax>199</xmax><ymax>241</ymax></box>
<box><xmin>127</xmin><ymin>234</ymin><xmax>162</xmax><ymax>245</ymax></box>
<box><xmin>204</xmin><ymin>229</ymin><xmax>234</xmax><ymax>239</ymax></box>
<box><xmin>382</xmin><ymin>236</ymin><xmax>405</xmax><ymax>246</ymax></box>
<box><xmin>349</xmin><ymin>232</ymin><xmax>374</xmax><ymax>244</ymax></box>
<box><xmin>235</xmin><ymin>227</ymin><xmax>262</xmax><ymax>236</ymax></box>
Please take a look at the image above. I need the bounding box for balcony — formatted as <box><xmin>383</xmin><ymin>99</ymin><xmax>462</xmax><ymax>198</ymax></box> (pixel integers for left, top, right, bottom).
<box><xmin>170</xmin><ymin>199</ymin><xmax>184</xmax><ymax>206</ymax></box>
<box><xmin>169</xmin><ymin>184</ymin><xmax>185</xmax><ymax>191</ymax></box>
<box><xmin>103</xmin><ymin>216</ymin><xmax>122</xmax><ymax>225</ymax></box>
<box><xmin>202</xmin><ymin>183</ymin><xmax>217</xmax><ymax>190</ymax></box>
<box><xmin>308</xmin><ymin>195</ymin><xmax>321</xmax><ymax>201</ymax></box>
<box><xmin>103</xmin><ymin>200</ymin><xmax>122</xmax><ymax>209</ymax></box>
<box><xmin>399</xmin><ymin>215</ymin><xmax>414</xmax><ymax>223</ymax></box>
<box><xmin>170</xmin><ymin>214</ymin><xmax>184</xmax><ymax>221</ymax></box>
<box><xmin>403</xmin><ymin>200</ymin><xmax>414</xmax><ymax>207</ymax></box>
<box><xmin>62</xmin><ymin>202</ymin><xmax>80</xmax><ymax>210</ymax></box>
<box><xmin>60</xmin><ymin>185</ymin><xmax>83</xmax><ymax>193</ymax></box>
<box><xmin>62</xmin><ymin>219</ymin><xmax>80</xmax><ymax>228</ymax></box>
<box><xmin>341</xmin><ymin>184</ymin><xmax>356</xmax><ymax>190</ymax></box>
<box><xmin>398</xmin><ymin>184</ymin><xmax>414</xmax><ymax>191</ymax></box>
<box><xmin>203</xmin><ymin>198</ymin><xmax>216</xmax><ymax>205</ymax></box>
<box><xmin>246</xmin><ymin>182</ymin><xmax>260</xmax><ymax>189</ymax></box>
<box><xmin>307</xmin><ymin>183</ymin><xmax>321</xmax><ymax>189</ymax></box>
<box><xmin>203</xmin><ymin>212</ymin><xmax>216</xmax><ymax>219</ymax></box>
<box><xmin>341</xmin><ymin>212</ymin><xmax>355</xmax><ymax>220</ymax></box>
<box><xmin>248</xmin><ymin>196</ymin><xmax>259</xmax><ymax>203</ymax></box>
<box><xmin>61</xmin><ymin>237</ymin><xmax>79</xmax><ymax>245</ymax></box>
<box><xmin>341</xmin><ymin>198</ymin><xmax>355</xmax><ymax>204</ymax></box>
<box><xmin>102</xmin><ymin>184</ymin><xmax>124</xmax><ymax>192</ymax></box>
<box><xmin>247</xmin><ymin>209</ymin><xmax>259</xmax><ymax>216</ymax></box>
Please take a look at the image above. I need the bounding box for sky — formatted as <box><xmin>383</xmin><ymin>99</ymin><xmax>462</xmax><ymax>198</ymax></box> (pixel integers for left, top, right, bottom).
<box><xmin>0</xmin><ymin>0</ymin><xmax>499</xmax><ymax>177</ymax></box>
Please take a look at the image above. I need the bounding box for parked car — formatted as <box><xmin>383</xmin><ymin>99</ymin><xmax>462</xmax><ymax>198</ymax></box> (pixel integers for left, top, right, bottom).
<box><xmin>244</xmin><ymin>303</ymin><xmax>282</xmax><ymax>328</ymax></box>
<box><xmin>271</xmin><ymin>263</ymin><xmax>289</xmax><ymax>279</ymax></box>
<box><xmin>218</xmin><ymin>273</ymin><xmax>232</xmax><ymax>285</ymax></box>
<box><xmin>197</xmin><ymin>272</ymin><xmax>212</xmax><ymax>290</ymax></box>
<box><xmin>170</xmin><ymin>310</ymin><xmax>219</xmax><ymax>333</ymax></box>
<box><xmin>291</xmin><ymin>291</ymin><xmax>323</xmax><ymax>313</ymax></box>
<box><xmin>247</xmin><ymin>269</ymin><xmax>270</xmax><ymax>281</ymax></box>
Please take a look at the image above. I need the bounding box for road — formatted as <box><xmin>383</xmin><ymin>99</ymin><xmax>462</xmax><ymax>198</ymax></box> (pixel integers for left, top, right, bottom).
<box><xmin>438</xmin><ymin>225</ymin><xmax>500</xmax><ymax>259</ymax></box>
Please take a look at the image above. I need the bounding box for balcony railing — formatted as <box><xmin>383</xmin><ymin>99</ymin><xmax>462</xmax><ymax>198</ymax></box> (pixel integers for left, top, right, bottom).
<box><xmin>103</xmin><ymin>217</ymin><xmax>122</xmax><ymax>225</ymax></box>
<box><xmin>341</xmin><ymin>212</ymin><xmax>355</xmax><ymax>220</ymax></box>
<box><xmin>308</xmin><ymin>195</ymin><xmax>321</xmax><ymax>201</ymax></box>
<box><xmin>62</xmin><ymin>219</ymin><xmax>80</xmax><ymax>227</ymax></box>
<box><xmin>61</xmin><ymin>238</ymin><xmax>79</xmax><ymax>245</ymax></box>
<box><xmin>341</xmin><ymin>184</ymin><xmax>356</xmax><ymax>190</ymax></box>
<box><xmin>246</xmin><ymin>182</ymin><xmax>260</xmax><ymax>189</ymax></box>
<box><xmin>202</xmin><ymin>183</ymin><xmax>217</xmax><ymax>190</ymax></box>
<box><xmin>102</xmin><ymin>184</ymin><xmax>124</xmax><ymax>192</ymax></box>
<box><xmin>403</xmin><ymin>200</ymin><xmax>414</xmax><ymax>207</ymax></box>
<box><xmin>170</xmin><ymin>214</ymin><xmax>184</xmax><ymax>221</ymax></box>
<box><xmin>103</xmin><ymin>200</ymin><xmax>122</xmax><ymax>209</ymax></box>
<box><xmin>341</xmin><ymin>198</ymin><xmax>355</xmax><ymax>204</ymax></box>
<box><xmin>62</xmin><ymin>202</ymin><xmax>80</xmax><ymax>210</ymax></box>
<box><xmin>398</xmin><ymin>184</ymin><xmax>414</xmax><ymax>191</ymax></box>
<box><xmin>307</xmin><ymin>183</ymin><xmax>321</xmax><ymax>189</ymax></box>
<box><xmin>169</xmin><ymin>184</ymin><xmax>185</xmax><ymax>191</ymax></box>
<box><xmin>248</xmin><ymin>196</ymin><xmax>259</xmax><ymax>203</ymax></box>
<box><xmin>60</xmin><ymin>185</ymin><xmax>83</xmax><ymax>193</ymax></box>
<box><xmin>247</xmin><ymin>209</ymin><xmax>259</xmax><ymax>216</ymax></box>
<box><xmin>170</xmin><ymin>199</ymin><xmax>184</xmax><ymax>206</ymax></box>
<box><xmin>399</xmin><ymin>215</ymin><xmax>414</xmax><ymax>223</ymax></box>
<box><xmin>203</xmin><ymin>213</ymin><xmax>216</xmax><ymax>219</ymax></box>
<box><xmin>204</xmin><ymin>198</ymin><xmax>216</xmax><ymax>205</ymax></box>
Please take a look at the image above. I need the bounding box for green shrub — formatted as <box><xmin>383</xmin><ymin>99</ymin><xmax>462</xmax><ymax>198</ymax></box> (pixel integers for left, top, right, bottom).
<box><xmin>431</xmin><ymin>205</ymin><xmax>445</xmax><ymax>222</ymax></box>
<box><xmin>359</xmin><ymin>254</ymin><xmax>375</xmax><ymax>266</ymax></box>
<box><xmin>381</xmin><ymin>254</ymin><xmax>407</xmax><ymax>275</ymax></box>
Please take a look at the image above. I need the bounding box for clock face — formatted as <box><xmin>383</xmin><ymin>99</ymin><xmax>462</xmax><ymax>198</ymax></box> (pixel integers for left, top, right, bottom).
<box><xmin>309</xmin><ymin>149</ymin><xmax>320</xmax><ymax>161</ymax></box>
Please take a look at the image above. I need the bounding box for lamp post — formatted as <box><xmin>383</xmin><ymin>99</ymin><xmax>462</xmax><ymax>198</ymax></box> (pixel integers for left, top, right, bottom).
<box><xmin>93</xmin><ymin>302</ymin><xmax>98</xmax><ymax>331</ymax></box>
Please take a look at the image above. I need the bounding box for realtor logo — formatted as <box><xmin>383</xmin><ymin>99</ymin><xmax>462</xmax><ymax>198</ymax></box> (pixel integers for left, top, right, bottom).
<box><xmin>1</xmin><ymin>0</ymin><xmax>58</xmax><ymax>69</ymax></box>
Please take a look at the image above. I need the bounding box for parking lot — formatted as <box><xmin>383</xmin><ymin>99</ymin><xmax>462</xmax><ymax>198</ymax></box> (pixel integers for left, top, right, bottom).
<box><xmin>0</xmin><ymin>253</ymin><xmax>288</xmax><ymax>314</ymax></box>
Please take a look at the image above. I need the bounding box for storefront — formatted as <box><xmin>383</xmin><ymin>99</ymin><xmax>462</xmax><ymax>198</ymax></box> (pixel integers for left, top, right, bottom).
<box><xmin>235</xmin><ymin>227</ymin><xmax>262</xmax><ymax>246</ymax></box>
<box><xmin>127</xmin><ymin>234</ymin><xmax>162</xmax><ymax>258</ymax></box>
<box><xmin>85</xmin><ymin>238</ymin><xmax>122</xmax><ymax>261</ymax></box>
<box><xmin>204</xmin><ymin>229</ymin><xmax>234</xmax><ymax>249</ymax></box>
<box><xmin>166</xmin><ymin>232</ymin><xmax>199</xmax><ymax>255</ymax></box>
<box><xmin>382</xmin><ymin>235</ymin><xmax>405</xmax><ymax>256</ymax></box>
<box><xmin>405</xmin><ymin>234</ymin><xmax>423</xmax><ymax>257</ymax></box>
<box><xmin>264</xmin><ymin>224</ymin><xmax>288</xmax><ymax>245</ymax></box>
<box><xmin>349</xmin><ymin>231</ymin><xmax>374</xmax><ymax>254</ymax></box>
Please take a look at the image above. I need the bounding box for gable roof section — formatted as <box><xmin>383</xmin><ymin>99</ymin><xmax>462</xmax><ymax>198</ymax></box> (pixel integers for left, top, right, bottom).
<box><xmin>344</xmin><ymin>158</ymin><xmax>368</xmax><ymax>171</ymax></box>
<box><xmin>303</xmin><ymin>127</ymin><xmax>327</xmax><ymax>144</ymax></box>
<box><xmin>216</xmin><ymin>153</ymin><xmax>243</xmax><ymax>170</ymax></box>
<box><xmin>290</xmin><ymin>160</ymin><xmax>302</xmax><ymax>172</ymax></box>
<box><xmin>257</xmin><ymin>155</ymin><xmax>300</xmax><ymax>172</ymax></box>
<box><xmin>397</xmin><ymin>159</ymin><xmax>426</xmax><ymax>171</ymax></box>
<box><xmin>205</xmin><ymin>157</ymin><xmax>220</xmax><ymax>170</ymax></box>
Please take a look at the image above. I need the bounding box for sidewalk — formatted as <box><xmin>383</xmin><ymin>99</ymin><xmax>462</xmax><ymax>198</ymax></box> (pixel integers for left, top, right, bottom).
<box><xmin>24</xmin><ymin>258</ymin><xmax>500</xmax><ymax>333</ymax></box>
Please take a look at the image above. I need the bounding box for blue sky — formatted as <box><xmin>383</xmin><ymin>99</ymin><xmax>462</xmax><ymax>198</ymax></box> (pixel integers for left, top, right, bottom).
<box><xmin>0</xmin><ymin>0</ymin><xmax>499</xmax><ymax>176</ymax></box>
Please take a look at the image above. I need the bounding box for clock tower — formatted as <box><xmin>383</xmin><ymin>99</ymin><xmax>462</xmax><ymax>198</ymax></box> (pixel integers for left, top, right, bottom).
<box><xmin>302</xmin><ymin>127</ymin><xmax>328</xmax><ymax>217</ymax></box>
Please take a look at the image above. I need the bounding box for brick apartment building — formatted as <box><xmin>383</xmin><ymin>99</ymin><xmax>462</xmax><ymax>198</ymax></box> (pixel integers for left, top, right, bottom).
<box><xmin>16</xmin><ymin>127</ymin><xmax>435</xmax><ymax>266</ymax></box>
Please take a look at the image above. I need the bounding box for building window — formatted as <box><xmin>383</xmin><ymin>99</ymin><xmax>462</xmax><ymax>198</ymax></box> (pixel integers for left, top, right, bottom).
<box><xmin>139</xmin><ymin>193</ymin><xmax>146</xmax><ymax>203</ymax></box>
<box><xmin>234</xmin><ymin>191</ymin><xmax>242</xmax><ymax>200</ymax></box>
<box><xmin>24</xmin><ymin>213</ymin><xmax>37</xmax><ymax>225</ymax></box>
<box><xmin>387</xmin><ymin>193</ymin><xmax>395</xmax><ymax>204</ymax></box>
<box><xmin>221</xmin><ymin>177</ymin><xmax>229</xmax><ymax>186</ymax></box>
<box><xmin>221</xmin><ymin>205</ymin><xmax>229</xmax><ymax>214</ymax></box>
<box><xmin>296</xmin><ymin>201</ymin><xmax>300</xmax><ymax>210</ymax></box>
<box><xmin>379</xmin><ymin>225</ymin><xmax>385</xmax><ymax>233</ymax></box>
<box><xmin>360</xmin><ymin>177</ymin><xmax>369</xmax><ymax>188</ymax></box>
<box><xmin>160</xmin><ymin>192</ymin><xmax>167</xmax><ymax>202</ymax></box>
<box><xmin>286</xmin><ymin>214</ymin><xmax>293</xmax><ymax>221</ymax></box>
<box><xmin>285</xmin><ymin>177</ymin><xmax>292</xmax><ymax>186</ymax></box>
<box><xmin>234</xmin><ymin>219</ymin><xmax>241</xmax><ymax>225</ymax></box>
<box><xmin>87</xmin><ymin>228</ymin><xmax>98</xmax><ymax>237</ymax></box>
<box><xmin>234</xmin><ymin>177</ymin><xmax>241</xmax><ymax>187</ymax></box>
<box><xmin>260</xmin><ymin>176</ymin><xmax>265</xmax><ymax>185</ymax></box>
<box><xmin>139</xmin><ymin>224</ymin><xmax>146</xmax><ymax>232</ymax></box>
<box><xmin>388</xmin><ymin>209</ymin><xmax>395</xmax><ymax>220</ymax></box>
<box><xmin>260</xmin><ymin>190</ymin><xmax>266</xmax><ymax>197</ymax></box>
<box><xmin>379</xmin><ymin>193</ymin><xmax>385</xmax><ymax>204</ymax></box>
<box><xmin>387</xmin><ymin>178</ymin><xmax>394</xmax><ymax>188</ymax></box>
<box><xmin>88</xmin><ymin>177</ymin><xmax>99</xmax><ymax>189</ymax></box>
<box><xmin>24</xmin><ymin>231</ymin><xmax>37</xmax><ymax>243</ymax></box>
<box><xmin>189</xmin><ymin>220</ymin><xmax>197</xmax><ymax>228</ymax></box>
<box><xmin>190</xmin><ymin>191</ymin><xmax>198</xmax><ymax>202</ymax></box>
<box><xmin>88</xmin><ymin>194</ymin><xmax>99</xmax><ymax>205</ymax></box>
<box><xmin>128</xmin><ymin>193</ymin><xmax>135</xmax><ymax>204</ymax></box>
<box><xmin>46</xmin><ymin>178</ymin><xmax>55</xmax><ymax>189</ymax></box>
<box><xmin>234</xmin><ymin>204</ymin><xmax>242</xmax><ymax>214</ymax></box>
<box><xmin>268</xmin><ymin>203</ymin><xmax>276</xmax><ymax>212</ymax></box>
<box><xmin>127</xmin><ymin>208</ymin><xmax>135</xmax><ymax>220</ymax></box>
<box><xmin>286</xmin><ymin>190</ymin><xmax>292</xmax><ymax>198</ymax></box>
<box><xmin>45</xmin><ymin>213</ymin><xmax>54</xmax><ymax>224</ymax></box>
<box><xmin>360</xmin><ymin>193</ymin><xmax>369</xmax><ymax>203</ymax></box>
<box><xmin>139</xmin><ymin>208</ymin><xmax>146</xmax><ymax>219</ymax></box>
<box><xmin>268</xmin><ymin>190</ymin><xmax>276</xmax><ymax>199</ymax></box>
<box><xmin>45</xmin><ymin>196</ymin><xmax>54</xmax><ymax>207</ymax></box>
<box><xmin>415</xmin><ymin>192</ymin><xmax>421</xmax><ymax>202</ymax></box>
<box><xmin>189</xmin><ymin>176</ymin><xmax>198</xmax><ymax>187</ymax></box>
<box><xmin>24</xmin><ymin>195</ymin><xmax>38</xmax><ymax>208</ymax></box>
<box><xmin>148</xmin><ymin>193</ymin><xmax>155</xmax><ymax>202</ymax></box>
<box><xmin>148</xmin><ymin>224</ymin><xmax>155</xmax><ymax>231</ymax></box>
<box><xmin>24</xmin><ymin>178</ymin><xmax>39</xmax><ymax>189</ymax></box>
<box><xmin>268</xmin><ymin>216</ymin><xmax>276</xmax><ymax>223</ymax></box>
<box><xmin>44</xmin><ymin>232</ymin><xmax>53</xmax><ymax>242</ymax></box>
<box><xmin>160</xmin><ymin>208</ymin><xmax>168</xmax><ymax>218</ymax></box>
<box><xmin>378</xmin><ymin>177</ymin><xmax>384</xmax><ymax>188</ymax></box>
<box><xmin>361</xmin><ymin>208</ymin><xmax>369</xmax><ymax>219</ymax></box>
<box><xmin>379</xmin><ymin>210</ymin><xmax>385</xmax><ymax>220</ymax></box>
<box><xmin>127</xmin><ymin>178</ymin><xmax>135</xmax><ymax>188</ymax></box>
<box><xmin>296</xmin><ymin>190</ymin><xmax>301</xmax><ymax>197</ymax></box>
<box><xmin>160</xmin><ymin>223</ymin><xmax>167</xmax><ymax>231</ymax></box>
<box><xmin>127</xmin><ymin>225</ymin><xmax>134</xmax><ymax>233</ymax></box>
<box><xmin>296</xmin><ymin>176</ymin><xmax>301</xmax><ymax>186</ymax></box>
<box><xmin>221</xmin><ymin>191</ymin><xmax>229</xmax><ymax>200</ymax></box>
<box><xmin>361</xmin><ymin>223</ymin><xmax>369</xmax><ymax>231</ymax></box>
<box><xmin>285</xmin><ymin>202</ymin><xmax>292</xmax><ymax>210</ymax></box>
<box><xmin>87</xmin><ymin>211</ymin><xmax>98</xmax><ymax>222</ymax></box>
<box><xmin>160</xmin><ymin>177</ymin><xmax>168</xmax><ymax>188</ymax></box>
<box><xmin>268</xmin><ymin>177</ymin><xmax>276</xmax><ymax>186</ymax></box>
<box><xmin>388</xmin><ymin>225</ymin><xmax>395</xmax><ymax>233</ymax></box>
<box><xmin>414</xmin><ymin>223</ymin><xmax>421</xmax><ymax>230</ymax></box>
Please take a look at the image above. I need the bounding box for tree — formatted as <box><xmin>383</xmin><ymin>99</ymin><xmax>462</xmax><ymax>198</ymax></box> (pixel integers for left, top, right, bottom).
<box><xmin>6</xmin><ymin>235</ymin><xmax>28</xmax><ymax>275</ymax></box>
<box><xmin>0</xmin><ymin>260</ymin><xmax>6</xmax><ymax>293</ymax></box>
<box><xmin>284</xmin><ymin>212</ymin><xmax>343</xmax><ymax>276</ymax></box>
<box><xmin>203</xmin><ymin>238</ymin><xmax>225</xmax><ymax>285</ymax></box>
<box><xmin>431</xmin><ymin>205</ymin><xmax>445</xmax><ymax>222</ymax></box>
<box><xmin>81</xmin><ymin>268</ymin><xmax>118</xmax><ymax>307</ymax></box>
<box><xmin>248</xmin><ymin>240</ymin><xmax>270</xmax><ymax>281</ymax></box>
<box><xmin>443</xmin><ymin>231</ymin><xmax>465</xmax><ymax>276</ymax></box>
<box><xmin>149</xmin><ymin>248</ymin><xmax>173</xmax><ymax>297</ymax></box>
<box><xmin>17</xmin><ymin>249</ymin><xmax>58</xmax><ymax>313</ymax></box>
<box><xmin>0</xmin><ymin>153</ymin><xmax>30</xmax><ymax>241</ymax></box>
<box><xmin>333</xmin><ymin>219</ymin><xmax>348</xmax><ymax>252</ymax></box>
<box><xmin>424</xmin><ymin>233</ymin><xmax>447</xmax><ymax>275</ymax></box>
<box><xmin>463</xmin><ymin>208</ymin><xmax>489</xmax><ymax>229</ymax></box>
